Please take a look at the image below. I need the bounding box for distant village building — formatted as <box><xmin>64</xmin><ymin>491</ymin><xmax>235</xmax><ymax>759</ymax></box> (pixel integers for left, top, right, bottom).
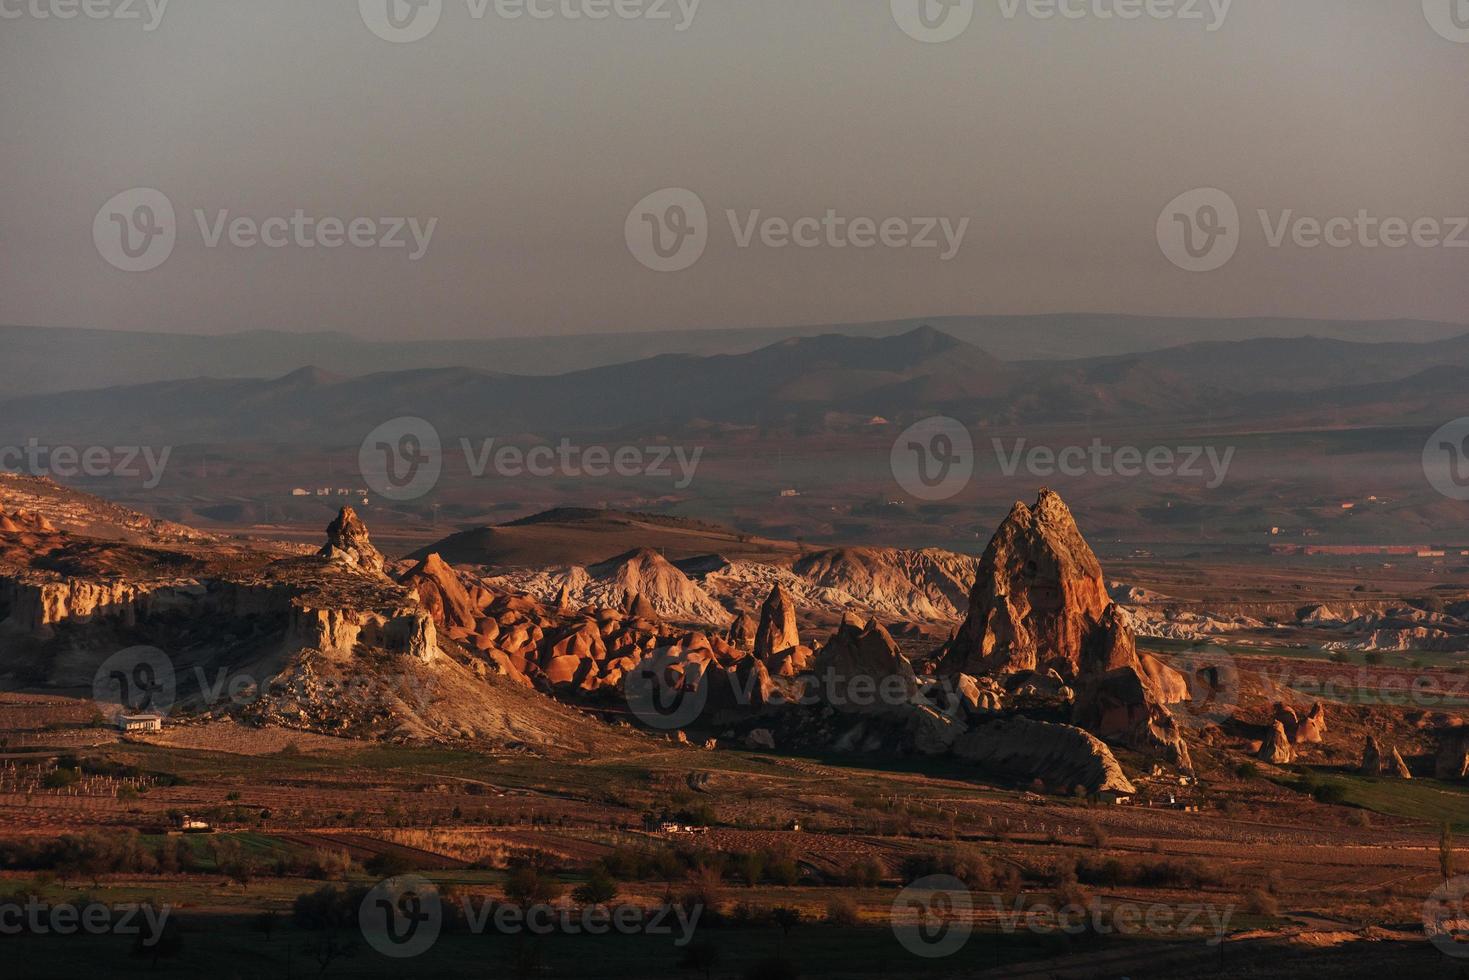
<box><xmin>780</xmin><ymin>489</ymin><xmax>801</xmax><ymax>498</ymax></box>
<box><xmin>117</xmin><ymin>714</ymin><xmax>163</xmax><ymax>733</ymax></box>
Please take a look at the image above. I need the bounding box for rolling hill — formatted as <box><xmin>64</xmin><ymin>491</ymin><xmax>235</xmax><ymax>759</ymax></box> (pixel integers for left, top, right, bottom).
<box><xmin>4</xmin><ymin>326</ymin><xmax>1469</xmax><ymax>446</ymax></box>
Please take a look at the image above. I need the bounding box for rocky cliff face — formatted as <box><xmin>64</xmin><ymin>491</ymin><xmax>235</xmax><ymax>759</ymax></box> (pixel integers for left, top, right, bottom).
<box><xmin>811</xmin><ymin>618</ymin><xmax>918</xmax><ymax>712</ymax></box>
<box><xmin>1071</xmin><ymin>666</ymin><xmax>1192</xmax><ymax>770</ymax></box>
<box><xmin>318</xmin><ymin>506</ymin><xmax>386</xmax><ymax>575</ymax></box>
<box><xmin>1</xmin><ymin>574</ymin><xmax>163</xmax><ymax>636</ymax></box>
<box><xmin>754</xmin><ymin>584</ymin><xmax>810</xmax><ymax>676</ymax></box>
<box><xmin>1360</xmin><ymin>734</ymin><xmax>1412</xmax><ymax>779</ymax></box>
<box><xmin>1260</xmin><ymin>721</ymin><xmax>1295</xmax><ymax>764</ymax></box>
<box><xmin>753</xmin><ymin>584</ymin><xmax>801</xmax><ymax>657</ymax></box>
<box><xmin>1275</xmin><ymin>702</ymin><xmax>1327</xmax><ymax>745</ymax></box>
<box><xmin>1435</xmin><ymin>730</ymin><xmax>1469</xmax><ymax>780</ymax></box>
<box><xmin>953</xmin><ymin>717</ymin><xmax>1137</xmax><ymax>795</ymax></box>
<box><xmin>401</xmin><ymin>553</ymin><xmax>478</xmax><ymax>632</ymax></box>
<box><xmin>940</xmin><ymin>490</ymin><xmax>1124</xmax><ymax>678</ymax></box>
<box><xmin>937</xmin><ymin>490</ymin><xmax>1190</xmax><ymax>771</ymax></box>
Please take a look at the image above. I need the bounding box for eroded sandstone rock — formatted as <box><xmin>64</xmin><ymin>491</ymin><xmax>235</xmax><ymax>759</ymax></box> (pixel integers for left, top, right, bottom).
<box><xmin>1436</xmin><ymin>731</ymin><xmax>1469</xmax><ymax>780</ymax></box>
<box><xmin>953</xmin><ymin>717</ymin><xmax>1136</xmax><ymax>796</ymax></box>
<box><xmin>319</xmin><ymin>506</ymin><xmax>385</xmax><ymax>575</ymax></box>
<box><xmin>1260</xmin><ymin>720</ymin><xmax>1295</xmax><ymax>764</ymax></box>
<box><xmin>811</xmin><ymin>618</ymin><xmax>918</xmax><ymax>712</ymax></box>
<box><xmin>753</xmin><ymin>584</ymin><xmax>801</xmax><ymax>662</ymax></box>
<box><xmin>940</xmin><ymin>490</ymin><xmax>1117</xmax><ymax>677</ymax></box>
<box><xmin>402</xmin><ymin>553</ymin><xmax>478</xmax><ymax>632</ymax></box>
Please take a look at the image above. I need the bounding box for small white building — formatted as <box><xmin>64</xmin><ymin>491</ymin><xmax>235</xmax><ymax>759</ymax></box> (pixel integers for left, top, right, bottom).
<box><xmin>118</xmin><ymin>714</ymin><xmax>163</xmax><ymax>733</ymax></box>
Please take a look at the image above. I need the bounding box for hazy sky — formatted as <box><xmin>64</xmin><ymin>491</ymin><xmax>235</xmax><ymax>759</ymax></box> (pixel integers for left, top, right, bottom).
<box><xmin>1</xmin><ymin>0</ymin><xmax>1466</xmax><ymax>339</ymax></box>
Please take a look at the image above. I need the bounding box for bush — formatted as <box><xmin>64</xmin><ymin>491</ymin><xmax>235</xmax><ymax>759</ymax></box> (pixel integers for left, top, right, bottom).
<box><xmin>1073</xmin><ymin>855</ymin><xmax>1218</xmax><ymax>890</ymax></box>
<box><xmin>900</xmin><ymin>847</ymin><xmax>994</xmax><ymax>888</ymax></box>
<box><xmin>292</xmin><ymin>884</ymin><xmax>369</xmax><ymax>930</ymax></box>
<box><xmin>504</xmin><ymin>867</ymin><xmax>564</xmax><ymax>907</ymax></box>
<box><xmin>304</xmin><ymin>848</ymin><xmax>355</xmax><ymax>880</ymax></box>
<box><xmin>841</xmin><ymin>858</ymin><xmax>883</xmax><ymax>888</ymax></box>
<box><xmin>571</xmin><ymin>870</ymin><xmax>618</xmax><ymax>907</ymax></box>
<box><xmin>824</xmin><ymin>896</ymin><xmax>859</xmax><ymax>926</ymax></box>
<box><xmin>1244</xmin><ymin>888</ymin><xmax>1279</xmax><ymax>917</ymax></box>
<box><xmin>766</xmin><ymin>855</ymin><xmax>799</xmax><ymax>887</ymax></box>
<box><xmin>365</xmin><ymin>851</ymin><xmax>415</xmax><ymax>878</ymax></box>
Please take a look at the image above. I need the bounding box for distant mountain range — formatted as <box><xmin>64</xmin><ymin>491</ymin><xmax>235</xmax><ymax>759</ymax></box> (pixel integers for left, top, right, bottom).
<box><xmin>4</xmin><ymin>315</ymin><xmax>1465</xmax><ymax>398</ymax></box>
<box><xmin>5</xmin><ymin>326</ymin><xmax>1469</xmax><ymax>446</ymax></box>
